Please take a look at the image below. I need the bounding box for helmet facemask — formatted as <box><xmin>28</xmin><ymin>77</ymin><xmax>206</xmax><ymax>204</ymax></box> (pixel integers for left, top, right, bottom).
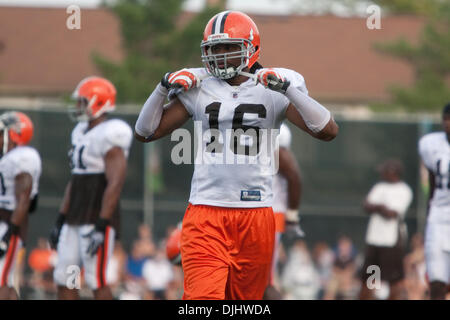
<box><xmin>68</xmin><ymin>95</ymin><xmax>113</xmax><ymax>122</ymax></box>
<box><xmin>0</xmin><ymin>112</ymin><xmax>20</xmax><ymax>156</ymax></box>
<box><xmin>69</xmin><ymin>96</ymin><xmax>90</xmax><ymax>122</ymax></box>
<box><xmin>201</xmin><ymin>38</ymin><xmax>255</xmax><ymax>80</ymax></box>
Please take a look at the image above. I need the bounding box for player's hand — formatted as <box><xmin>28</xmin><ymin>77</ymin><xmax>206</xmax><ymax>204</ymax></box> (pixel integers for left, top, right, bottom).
<box><xmin>285</xmin><ymin>223</ymin><xmax>306</xmax><ymax>240</ymax></box>
<box><xmin>49</xmin><ymin>213</ymin><xmax>65</xmax><ymax>250</ymax></box>
<box><xmin>284</xmin><ymin>209</ymin><xmax>305</xmax><ymax>240</ymax></box>
<box><xmin>0</xmin><ymin>223</ymin><xmax>19</xmax><ymax>258</ymax></box>
<box><xmin>83</xmin><ymin>218</ymin><xmax>109</xmax><ymax>256</ymax></box>
<box><xmin>255</xmin><ymin>68</ymin><xmax>290</xmax><ymax>94</ymax></box>
<box><xmin>161</xmin><ymin>69</ymin><xmax>200</xmax><ymax>92</ymax></box>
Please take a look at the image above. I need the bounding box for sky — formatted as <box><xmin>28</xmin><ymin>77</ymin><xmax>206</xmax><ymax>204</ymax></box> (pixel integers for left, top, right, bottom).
<box><xmin>0</xmin><ymin>0</ymin><xmax>375</xmax><ymax>16</ymax></box>
<box><xmin>0</xmin><ymin>0</ymin><xmax>199</xmax><ymax>10</ymax></box>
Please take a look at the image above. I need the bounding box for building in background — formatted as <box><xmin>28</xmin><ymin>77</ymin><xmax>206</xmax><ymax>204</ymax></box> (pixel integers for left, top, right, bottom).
<box><xmin>0</xmin><ymin>3</ymin><xmax>423</xmax><ymax>110</ymax></box>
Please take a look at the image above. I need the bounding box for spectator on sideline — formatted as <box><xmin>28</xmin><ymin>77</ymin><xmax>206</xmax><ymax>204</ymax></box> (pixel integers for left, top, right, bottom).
<box><xmin>312</xmin><ymin>241</ymin><xmax>334</xmax><ymax>299</ymax></box>
<box><xmin>359</xmin><ymin>159</ymin><xmax>413</xmax><ymax>300</ymax></box>
<box><xmin>323</xmin><ymin>235</ymin><xmax>360</xmax><ymax>300</ymax></box>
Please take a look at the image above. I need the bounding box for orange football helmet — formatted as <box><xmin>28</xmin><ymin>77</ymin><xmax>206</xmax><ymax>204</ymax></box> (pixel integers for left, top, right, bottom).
<box><xmin>70</xmin><ymin>76</ymin><xmax>116</xmax><ymax>121</ymax></box>
<box><xmin>166</xmin><ymin>226</ymin><xmax>182</xmax><ymax>266</ymax></box>
<box><xmin>201</xmin><ymin>11</ymin><xmax>261</xmax><ymax>79</ymax></box>
<box><xmin>0</xmin><ymin>111</ymin><xmax>34</xmax><ymax>155</ymax></box>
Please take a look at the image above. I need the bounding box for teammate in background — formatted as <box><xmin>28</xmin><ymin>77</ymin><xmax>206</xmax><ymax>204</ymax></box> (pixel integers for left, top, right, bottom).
<box><xmin>359</xmin><ymin>159</ymin><xmax>413</xmax><ymax>300</ymax></box>
<box><xmin>418</xmin><ymin>103</ymin><xmax>450</xmax><ymax>300</ymax></box>
<box><xmin>166</xmin><ymin>224</ymin><xmax>182</xmax><ymax>266</ymax></box>
<box><xmin>0</xmin><ymin>112</ymin><xmax>41</xmax><ymax>299</ymax></box>
<box><xmin>135</xmin><ymin>11</ymin><xmax>338</xmax><ymax>300</ymax></box>
<box><xmin>264</xmin><ymin>122</ymin><xmax>304</xmax><ymax>300</ymax></box>
<box><xmin>49</xmin><ymin>77</ymin><xmax>132</xmax><ymax>300</ymax></box>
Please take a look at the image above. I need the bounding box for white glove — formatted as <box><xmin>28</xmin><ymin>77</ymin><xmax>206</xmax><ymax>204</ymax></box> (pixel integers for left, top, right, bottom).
<box><xmin>285</xmin><ymin>209</ymin><xmax>305</xmax><ymax>239</ymax></box>
<box><xmin>82</xmin><ymin>219</ymin><xmax>108</xmax><ymax>256</ymax></box>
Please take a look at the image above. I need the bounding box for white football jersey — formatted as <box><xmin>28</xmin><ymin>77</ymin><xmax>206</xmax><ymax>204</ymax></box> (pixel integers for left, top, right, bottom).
<box><xmin>0</xmin><ymin>146</ymin><xmax>41</xmax><ymax>211</ymax></box>
<box><xmin>419</xmin><ymin>132</ymin><xmax>450</xmax><ymax>223</ymax></box>
<box><xmin>70</xmin><ymin>119</ymin><xmax>133</xmax><ymax>174</ymax></box>
<box><xmin>272</xmin><ymin>123</ymin><xmax>292</xmax><ymax>213</ymax></box>
<box><xmin>178</xmin><ymin>67</ymin><xmax>307</xmax><ymax>208</ymax></box>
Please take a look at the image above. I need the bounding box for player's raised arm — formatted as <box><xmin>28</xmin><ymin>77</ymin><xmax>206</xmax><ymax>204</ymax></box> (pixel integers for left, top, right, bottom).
<box><xmin>255</xmin><ymin>68</ymin><xmax>338</xmax><ymax>141</ymax></box>
<box><xmin>134</xmin><ymin>70</ymin><xmax>199</xmax><ymax>143</ymax></box>
<box><xmin>285</xmin><ymin>104</ymin><xmax>338</xmax><ymax>141</ymax></box>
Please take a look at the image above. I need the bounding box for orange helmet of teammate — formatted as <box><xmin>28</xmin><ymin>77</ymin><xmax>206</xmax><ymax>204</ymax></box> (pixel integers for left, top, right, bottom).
<box><xmin>0</xmin><ymin>111</ymin><xmax>34</xmax><ymax>155</ymax></box>
<box><xmin>201</xmin><ymin>11</ymin><xmax>261</xmax><ymax>79</ymax></box>
<box><xmin>70</xmin><ymin>76</ymin><xmax>116</xmax><ymax>121</ymax></box>
<box><xmin>166</xmin><ymin>226</ymin><xmax>182</xmax><ymax>266</ymax></box>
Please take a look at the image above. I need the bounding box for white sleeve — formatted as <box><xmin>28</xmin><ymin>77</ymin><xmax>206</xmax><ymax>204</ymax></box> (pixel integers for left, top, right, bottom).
<box><xmin>418</xmin><ymin>136</ymin><xmax>433</xmax><ymax>170</ymax></box>
<box><xmin>269</xmin><ymin>68</ymin><xmax>309</xmax><ymax>118</ymax></box>
<box><xmin>135</xmin><ymin>84</ymin><xmax>168</xmax><ymax>138</ymax></box>
<box><xmin>275</xmin><ymin>68</ymin><xmax>309</xmax><ymax>95</ymax></box>
<box><xmin>13</xmin><ymin>148</ymin><xmax>41</xmax><ymax>179</ymax></box>
<box><xmin>101</xmin><ymin>120</ymin><xmax>133</xmax><ymax>157</ymax></box>
<box><xmin>275</xmin><ymin>68</ymin><xmax>331</xmax><ymax>133</ymax></box>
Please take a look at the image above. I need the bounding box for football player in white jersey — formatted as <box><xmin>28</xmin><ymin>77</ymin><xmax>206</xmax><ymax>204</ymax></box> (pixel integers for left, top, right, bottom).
<box><xmin>0</xmin><ymin>111</ymin><xmax>41</xmax><ymax>299</ymax></box>
<box><xmin>135</xmin><ymin>11</ymin><xmax>338</xmax><ymax>300</ymax></box>
<box><xmin>418</xmin><ymin>103</ymin><xmax>450</xmax><ymax>300</ymax></box>
<box><xmin>264</xmin><ymin>122</ymin><xmax>304</xmax><ymax>299</ymax></box>
<box><xmin>49</xmin><ymin>77</ymin><xmax>133</xmax><ymax>300</ymax></box>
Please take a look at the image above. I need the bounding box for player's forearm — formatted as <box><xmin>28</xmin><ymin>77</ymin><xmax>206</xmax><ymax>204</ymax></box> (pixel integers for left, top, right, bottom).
<box><xmin>285</xmin><ymin>86</ymin><xmax>337</xmax><ymax>140</ymax></box>
<box><xmin>98</xmin><ymin>184</ymin><xmax>123</xmax><ymax>221</ymax></box>
<box><xmin>287</xmin><ymin>175</ymin><xmax>301</xmax><ymax>210</ymax></box>
<box><xmin>59</xmin><ymin>181</ymin><xmax>72</xmax><ymax>214</ymax></box>
<box><xmin>134</xmin><ymin>83</ymin><xmax>168</xmax><ymax>142</ymax></box>
<box><xmin>101</xmin><ymin>149</ymin><xmax>127</xmax><ymax>221</ymax></box>
<box><xmin>11</xmin><ymin>173</ymin><xmax>32</xmax><ymax>227</ymax></box>
<box><xmin>11</xmin><ymin>196</ymin><xmax>30</xmax><ymax>227</ymax></box>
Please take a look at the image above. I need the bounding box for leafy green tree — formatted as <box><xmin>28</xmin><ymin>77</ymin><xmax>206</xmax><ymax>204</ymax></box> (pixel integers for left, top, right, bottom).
<box><xmin>372</xmin><ymin>0</ymin><xmax>450</xmax><ymax>112</ymax></box>
<box><xmin>375</xmin><ymin>0</ymin><xmax>444</xmax><ymax>16</ymax></box>
<box><xmin>93</xmin><ymin>0</ymin><xmax>225</xmax><ymax>104</ymax></box>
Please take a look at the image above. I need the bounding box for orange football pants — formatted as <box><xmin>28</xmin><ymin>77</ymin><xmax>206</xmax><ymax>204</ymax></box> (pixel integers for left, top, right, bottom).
<box><xmin>181</xmin><ymin>203</ymin><xmax>275</xmax><ymax>300</ymax></box>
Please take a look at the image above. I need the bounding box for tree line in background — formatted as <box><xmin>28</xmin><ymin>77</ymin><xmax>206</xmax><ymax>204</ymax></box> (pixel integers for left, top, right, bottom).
<box><xmin>94</xmin><ymin>0</ymin><xmax>449</xmax><ymax>112</ymax></box>
<box><xmin>373</xmin><ymin>0</ymin><xmax>450</xmax><ymax>112</ymax></box>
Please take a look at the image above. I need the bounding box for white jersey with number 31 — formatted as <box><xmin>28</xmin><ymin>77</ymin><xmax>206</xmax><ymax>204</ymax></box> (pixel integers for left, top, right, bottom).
<box><xmin>178</xmin><ymin>67</ymin><xmax>307</xmax><ymax>208</ymax></box>
<box><xmin>70</xmin><ymin>119</ymin><xmax>133</xmax><ymax>174</ymax></box>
